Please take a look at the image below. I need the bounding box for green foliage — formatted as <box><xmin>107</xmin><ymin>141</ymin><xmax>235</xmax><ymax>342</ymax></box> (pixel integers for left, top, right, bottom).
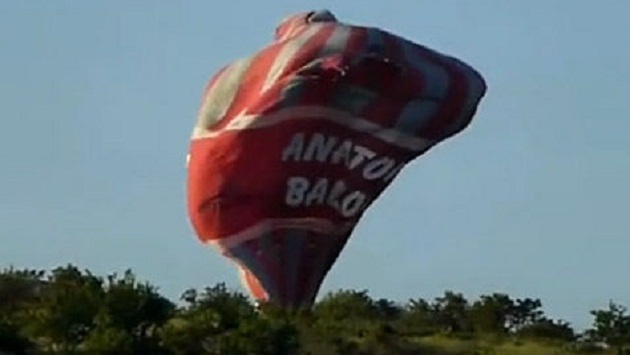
<box><xmin>0</xmin><ymin>316</ymin><xmax>34</xmax><ymax>354</ymax></box>
<box><xmin>20</xmin><ymin>265</ymin><xmax>104</xmax><ymax>352</ymax></box>
<box><xmin>313</xmin><ymin>289</ymin><xmax>381</xmax><ymax>321</ymax></box>
<box><xmin>587</xmin><ymin>301</ymin><xmax>630</xmax><ymax>353</ymax></box>
<box><xmin>510</xmin><ymin>297</ymin><xmax>545</xmax><ymax>332</ymax></box>
<box><xmin>400</xmin><ymin>297</ymin><xmax>440</xmax><ymax>336</ymax></box>
<box><xmin>96</xmin><ymin>270</ymin><xmax>175</xmax><ymax>352</ymax></box>
<box><xmin>432</xmin><ymin>291</ymin><xmax>472</xmax><ymax>334</ymax></box>
<box><xmin>517</xmin><ymin>318</ymin><xmax>576</xmax><ymax>342</ymax></box>
<box><xmin>0</xmin><ymin>264</ymin><xmax>626</xmax><ymax>355</ymax></box>
<box><xmin>0</xmin><ymin>268</ymin><xmax>45</xmax><ymax>316</ymax></box>
<box><xmin>81</xmin><ymin>325</ymin><xmax>135</xmax><ymax>353</ymax></box>
<box><xmin>470</xmin><ymin>293</ymin><xmax>513</xmax><ymax>334</ymax></box>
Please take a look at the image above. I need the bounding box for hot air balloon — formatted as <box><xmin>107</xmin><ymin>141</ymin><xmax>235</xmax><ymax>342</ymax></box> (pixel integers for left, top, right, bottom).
<box><xmin>186</xmin><ymin>10</ymin><xmax>487</xmax><ymax>308</ymax></box>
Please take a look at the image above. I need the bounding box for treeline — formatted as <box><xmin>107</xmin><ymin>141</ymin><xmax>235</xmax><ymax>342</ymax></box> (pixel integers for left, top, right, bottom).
<box><xmin>0</xmin><ymin>265</ymin><xmax>629</xmax><ymax>354</ymax></box>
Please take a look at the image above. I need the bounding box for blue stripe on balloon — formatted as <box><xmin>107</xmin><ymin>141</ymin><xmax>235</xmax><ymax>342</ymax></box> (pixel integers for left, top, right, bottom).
<box><xmin>302</xmin><ymin>233</ymin><xmax>336</xmax><ymax>305</ymax></box>
<box><xmin>259</xmin><ymin>232</ymin><xmax>278</xmax><ymax>261</ymax></box>
<box><xmin>228</xmin><ymin>240</ymin><xmax>279</xmax><ymax>302</ymax></box>
<box><xmin>277</xmin><ymin>78</ymin><xmax>307</xmax><ymax>109</ymax></box>
<box><xmin>400</xmin><ymin>40</ymin><xmax>449</xmax><ymax>101</ymax></box>
<box><xmin>365</xmin><ymin>28</ymin><xmax>384</xmax><ymax>53</ymax></box>
<box><xmin>330</xmin><ymin>85</ymin><xmax>376</xmax><ymax>115</ymax></box>
<box><xmin>394</xmin><ymin>99</ymin><xmax>440</xmax><ymax>134</ymax></box>
<box><xmin>328</xmin><ymin>29</ymin><xmax>385</xmax><ymax>117</ymax></box>
<box><xmin>284</xmin><ymin>228</ymin><xmax>307</xmax><ymax>306</ymax></box>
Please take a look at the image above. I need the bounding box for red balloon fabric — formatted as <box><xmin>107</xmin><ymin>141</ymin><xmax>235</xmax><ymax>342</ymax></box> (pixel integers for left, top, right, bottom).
<box><xmin>187</xmin><ymin>10</ymin><xmax>487</xmax><ymax>308</ymax></box>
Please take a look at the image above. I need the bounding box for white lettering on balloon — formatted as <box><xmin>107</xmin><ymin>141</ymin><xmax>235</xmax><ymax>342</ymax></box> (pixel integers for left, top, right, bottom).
<box><xmin>281</xmin><ymin>132</ymin><xmax>406</xmax><ymax>218</ymax></box>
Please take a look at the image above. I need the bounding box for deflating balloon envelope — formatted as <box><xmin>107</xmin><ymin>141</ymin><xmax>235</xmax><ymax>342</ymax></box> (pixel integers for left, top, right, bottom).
<box><xmin>186</xmin><ymin>9</ymin><xmax>487</xmax><ymax>308</ymax></box>
<box><xmin>227</xmin><ymin>228</ymin><xmax>349</xmax><ymax>308</ymax></box>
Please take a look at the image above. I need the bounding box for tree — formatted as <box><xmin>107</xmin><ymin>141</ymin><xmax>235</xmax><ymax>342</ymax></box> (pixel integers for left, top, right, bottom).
<box><xmin>162</xmin><ymin>285</ymin><xmax>299</xmax><ymax>355</ymax></box>
<box><xmin>432</xmin><ymin>291</ymin><xmax>471</xmax><ymax>334</ymax></box>
<box><xmin>2</xmin><ymin>263</ymin><xmax>628</xmax><ymax>354</ymax></box>
<box><xmin>161</xmin><ymin>310</ymin><xmax>223</xmax><ymax>355</ymax></box>
<box><xmin>81</xmin><ymin>326</ymin><xmax>135</xmax><ymax>354</ymax></box>
<box><xmin>308</xmin><ymin>289</ymin><xmax>405</xmax><ymax>353</ymax></box>
<box><xmin>516</xmin><ymin>318</ymin><xmax>575</xmax><ymax>342</ymax></box>
<box><xmin>207</xmin><ymin>315</ymin><xmax>300</xmax><ymax>355</ymax></box>
<box><xmin>311</xmin><ymin>289</ymin><xmax>379</xmax><ymax>339</ymax></box>
<box><xmin>469</xmin><ymin>293</ymin><xmax>514</xmax><ymax>334</ymax></box>
<box><xmin>0</xmin><ymin>267</ymin><xmax>44</xmax><ymax>354</ymax></box>
<box><xmin>83</xmin><ymin>269</ymin><xmax>175</xmax><ymax>353</ymax></box>
<box><xmin>0</xmin><ymin>268</ymin><xmax>45</xmax><ymax>317</ymax></box>
<box><xmin>374</xmin><ymin>298</ymin><xmax>403</xmax><ymax>321</ymax></box>
<box><xmin>509</xmin><ymin>297</ymin><xmax>544</xmax><ymax>333</ymax></box>
<box><xmin>161</xmin><ymin>286</ymin><xmax>239</xmax><ymax>355</ymax></box>
<box><xmin>587</xmin><ymin>301</ymin><xmax>630</xmax><ymax>353</ymax></box>
<box><xmin>188</xmin><ymin>283</ymin><xmax>255</xmax><ymax>330</ymax></box>
<box><xmin>313</xmin><ymin>289</ymin><xmax>379</xmax><ymax>321</ymax></box>
<box><xmin>20</xmin><ymin>265</ymin><xmax>104</xmax><ymax>352</ymax></box>
<box><xmin>400</xmin><ymin>298</ymin><xmax>439</xmax><ymax>336</ymax></box>
<box><xmin>0</xmin><ymin>316</ymin><xmax>34</xmax><ymax>354</ymax></box>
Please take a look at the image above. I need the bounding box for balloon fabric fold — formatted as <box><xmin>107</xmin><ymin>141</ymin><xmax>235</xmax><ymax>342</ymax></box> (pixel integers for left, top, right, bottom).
<box><xmin>186</xmin><ymin>9</ymin><xmax>487</xmax><ymax>308</ymax></box>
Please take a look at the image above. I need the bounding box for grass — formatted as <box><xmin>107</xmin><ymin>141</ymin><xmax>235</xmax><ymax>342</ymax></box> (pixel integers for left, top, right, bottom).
<box><xmin>410</xmin><ymin>334</ymin><xmax>614</xmax><ymax>355</ymax></box>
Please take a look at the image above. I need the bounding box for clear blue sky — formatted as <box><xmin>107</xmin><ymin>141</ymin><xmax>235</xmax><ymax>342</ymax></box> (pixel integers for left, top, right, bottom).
<box><xmin>1</xmin><ymin>1</ymin><xmax>629</xmax><ymax>330</ymax></box>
